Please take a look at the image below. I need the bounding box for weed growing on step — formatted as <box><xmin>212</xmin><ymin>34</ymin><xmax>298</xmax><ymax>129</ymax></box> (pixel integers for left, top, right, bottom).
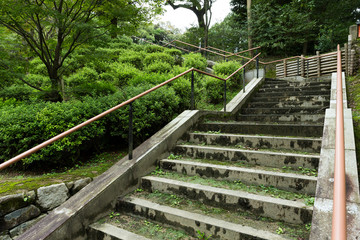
<box><xmin>282</xmin><ymin>166</ymin><xmax>318</xmax><ymax>177</ymax></box>
<box><xmin>276</xmin><ymin>226</ymin><xmax>285</xmax><ymax>234</ymax></box>
<box><xmin>168</xmin><ymin>154</ymin><xmax>182</xmax><ymax>160</ymax></box>
<box><xmin>151</xmin><ymin>167</ymin><xmax>167</xmax><ymax>176</ymax></box>
<box><xmin>196</xmin><ymin>230</ymin><xmax>212</xmax><ymax>240</ymax></box>
<box><xmin>305</xmin><ymin>197</ymin><xmax>315</xmax><ymax>206</ymax></box>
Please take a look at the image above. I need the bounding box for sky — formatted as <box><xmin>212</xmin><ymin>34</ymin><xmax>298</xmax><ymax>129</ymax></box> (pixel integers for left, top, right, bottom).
<box><xmin>156</xmin><ymin>0</ymin><xmax>232</xmax><ymax>32</ymax></box>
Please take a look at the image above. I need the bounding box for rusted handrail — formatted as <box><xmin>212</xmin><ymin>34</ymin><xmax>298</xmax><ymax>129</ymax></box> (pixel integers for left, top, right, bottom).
<box><xmin>0</xmin><ymin>49</ymin><xmax>260</xmax><ymax>170</ymax></box>
<box><xmin>331</xmin><ymin>45</ymin><xmax>346</xmax><ymax>239</ymax></box>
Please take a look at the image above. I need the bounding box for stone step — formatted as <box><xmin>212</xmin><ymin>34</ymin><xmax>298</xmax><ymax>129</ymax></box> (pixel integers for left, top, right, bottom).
<box><xmin>246</xmin><ymin>101</ymin><xmax>329</xmax><ymax>108</ymax></box>
<box><xmin>116</xmin><ymin>197</ymin><xmax>288</xmax><ymax>240</ymax></box>
<box><xmin>258</xmin><ymin>85</ymin><xmax>330</xmax><ymax>93</ymax></box>
<box><xmin>261</xmin><ymin>82</ymin><xmax>331</xmax><ymax>89</ymax></box>
<box><xmin>241</xmin><ymin>107</ymin><xmax>326</xmax><ymax>115</ymax></box>
<box><xmin>141</xmin><ymin>176</ymin><xmax>313</xmax><ymax>224</ymax></box>
<box><xmin>160</xmin><ymin>159</ymin><xmax>317</xmax><ymax>195</ymax></box>
<box><xmin>236</xmin><ymin>114</ymin><xmax>324</xmax><ymax>123</ymax></box>
<box><xmin>187</xmin><ymin>132</ymin><xmax>322</xmax><ymax>153</ymax></box>
<box><xmin>89</xmin><ymin>222</ymin><xmax>150</xmax><ymax>240</ymax></box>
<box><xmin>254</xmin><ymin>90</ymin><xmax>330</xmax><ymax>97</ymax></box>
<box><xmin>173</xmin><ymin>144</ymin><xmax>319</xmax><ymax>169</ymax></box>
<box><xmin>251</xmin><ymin>95</ymin><xmax>330</xmax><ymax>103</ymax></box>
<box><xmin>197</xmin><ymin>121</ymin><xmax>324</xmax><ymax>137</ymax></box>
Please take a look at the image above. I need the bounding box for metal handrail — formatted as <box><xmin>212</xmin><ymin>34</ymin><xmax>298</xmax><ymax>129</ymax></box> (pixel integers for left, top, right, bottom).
<box><xmin>0</xmin><ymin>51</ymin><xmax>260</xmax><ymax>170</ymax></box>
<box><xmin>331</xmin><ymin>45</ymin><xmax>346</xmax><ymax>239</ymax></box>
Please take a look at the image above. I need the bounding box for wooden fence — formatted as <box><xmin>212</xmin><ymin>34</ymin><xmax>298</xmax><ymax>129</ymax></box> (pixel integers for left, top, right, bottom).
<box><xmin>276</xmin><ymin>45</ymin><xmax>355</xmax><ymax>78</ymax></box>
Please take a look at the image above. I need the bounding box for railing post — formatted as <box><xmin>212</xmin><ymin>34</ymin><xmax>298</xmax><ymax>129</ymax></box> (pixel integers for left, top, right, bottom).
<box><xmin>345</xmin><ymin>43</ymin><xmax>348</xmax><ymax>76</ymax></box>
<box><xmin>128</xmin><ymin>102</ymin><xmax>133</xmax><ymax>160</ymax></box>
<box><xmin>223</xmin><ymin>81</ymin><xmax>227</xmax><ymax>113</ymax></box>
<box><xmin>297</xmin><ymin>58</ymin><xmax>300</xmax><ymax>76</ymax></box>
<box><xmin>316</xmin><ymin>51</ymin><xmax>321</xmax><ymax>77</ymax></box>
<box><xmin>301</xmin><ymin>55</ymin><xmax>305</xmax><ymax>77</ymax></box>
<box><xmin>283</xmin><ymin>59</ymin><xmax>287</xmax><ymax>77</ymax></box>
<box><xmin>256</xmin><ymin>49</ymin><xmax>259</xmax><ymax>78</ymax></box>
<box><xmin>264</xmin><ymin>65</ymin><xmax>267</xmax><ymax>78</ymax></box>
<box><xmin>242</xmin><ymin>60</ymin><xmax>246</xmax><ymax>93</ymax></box>
<box><xmin>191</xmin><ymin>70</ymin><xmax>195</xmax><ymax>110</ymax></box>
<box><xmin>307</xmin><ymin>60</ymin><xmax>309</xmax><ymax>78</ymax></box>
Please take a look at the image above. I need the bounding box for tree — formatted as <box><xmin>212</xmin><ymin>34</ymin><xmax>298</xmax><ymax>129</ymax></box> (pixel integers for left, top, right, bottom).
<box><xmin>0</xmin><ymin>0</ymin><xmax>162</xmax><ymax>101</ymax></box>
<box><xmin>167</xmin><ymin>0</ymin><xmax>215</xmax><ymax>48</ymax></box>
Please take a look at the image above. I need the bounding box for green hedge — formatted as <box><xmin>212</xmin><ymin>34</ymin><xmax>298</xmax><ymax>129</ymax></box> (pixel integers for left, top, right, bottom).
<box><xmin>0</xmin><ymin>85</ymin><xmax>180</xmax><ymax>169</ymax></box>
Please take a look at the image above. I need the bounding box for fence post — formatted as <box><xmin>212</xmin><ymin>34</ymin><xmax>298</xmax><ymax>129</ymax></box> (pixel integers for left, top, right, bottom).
<box><xmin>264</xmin><ymin>65</ymin><xmax>267</xmax><ymax>79</ymax></box>
<box><xmin>307</xmin><ymin>60</ymin><xmax>309</xmax><ymax>78</ymax></box>
<box><xmin>191</xmin><ymin>70</ymin><xmax>195</xmax><ymax>110</ymax></box>
<box><xmin>283</xmin><ymin>59</ymin><xmax>287</xmax><ymax>77</ymax></box>
<box><xmin>242</xmin><ymin>60</ymin><xmax>246</xmax><ymax>93</ymax></box>
<box><xmin>316</xmin><ymin>51</ymin><xmax>321</xmax><ymax>77</ymax></box>
<box><xmin>301</xmin><ymin>55</ymin><xmax>305</xmax><ymax>77</ymax></box>
<box><xmin>297</xmin><ymin>58</ymin><xmax>300</xmax><ymax>76</ymax></box>
<box><xmin>223</xmin><ymin>81</ymin><xmax>227</xmax><ymax>113</ymax></box>
<box><xmin>256</xmin><ymin>50</ymin><xmax>259</xmax><ymax>78</ymax></box>
<box><xmin>345</xmin><ymin>43</ymin><xmax>348</xmax><ymax>76</ymax></box>
<box><xmin>128</xmin><ymin>102</ymin><xmax>133</xmax><ymax>160</ymax></box>
<box><xmin>350</xmin><ymin>49</ymin><xmax>355</xmax><ymax>76</ymax></box>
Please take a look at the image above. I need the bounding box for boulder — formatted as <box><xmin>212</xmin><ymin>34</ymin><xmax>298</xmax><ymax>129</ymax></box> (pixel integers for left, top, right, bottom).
<box><xmin>10</xmin><ymin>214</ymin><xmax>46</xmax><ymax>239</ymax></box>
<box><xmin>71</xmin><ymin>178</ymin><xmax>92</xmax><ymax>195</ymax></box>
<box><xmin>0</xmin><ymin>194</ymin><xmax>28</xmax><ymax>217</ymax></box>
<box><xmin>36</xmin><ymin>183</ymin><xmax>69</xmax><ymax>211</ymax></box>
<box><xmin>1</xmin><ymin>205</ymin><xmax>40</xmax><ymax>231</ymax></box>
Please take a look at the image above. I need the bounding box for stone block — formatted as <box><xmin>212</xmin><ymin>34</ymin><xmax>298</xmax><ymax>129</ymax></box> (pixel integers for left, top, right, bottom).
<box><xmin>36</xmin><ymin>183</ymin><xmax>69</xmax><ymax>211</ymax></box>
<box><xmin>0</xmin><ymin>194</ymin><xmax>28</xmax><ymax>217</ymax></box>
<box><xmin>349</xmin><ymin>25</ymin><xmax>358</xmax><ymax>42</ymax></box>
<box><xmin>10</xmin><ymin>214</ymin><xmax>46</xmax><ymax>239</ymax></box>
<box><xmin>1</xmin><ymin>205</ymin><xmax>40</xmax><ymax>231</ymax></box>
<box><xmin>71</xmin><ymin>178</ymin><xmax>92</xmax><ymax>195</ymax></box>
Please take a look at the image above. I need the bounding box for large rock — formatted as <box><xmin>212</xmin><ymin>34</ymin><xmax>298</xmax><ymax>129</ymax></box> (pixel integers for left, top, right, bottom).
<box><xmin>36</xmin><ymin>183</ymin><xmax>69</xmax><ymax>211</ymax></box>
<box><xmin>10</xmin><ymin>214</ymin><xmax>47</xmax><ymax>239</ymax></box>
<box><xmin>71</xmin><ymin>178</ymin><xmax>92</xmax><ymax>195</ymax></box>
<box><xmin>1</xmin><ymin>205</ymin><xmax>40</xmax><ymax>231</ymax></box>
<box><xmin>0</xmin><ymin>194</ymin><xmax>28</xmax><ymax>217</ymax></box>
<box><xmin>0</xmin><ymin>231</ymin><xmax>12</xmax><ymax>240</ymax></box>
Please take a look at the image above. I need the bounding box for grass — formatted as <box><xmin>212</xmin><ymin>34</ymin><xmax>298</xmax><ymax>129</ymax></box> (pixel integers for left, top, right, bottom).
<box><xmin>0</xmin><ymin>151</ymin><xmax>126</xmax><ymax>197</ymax></box>
<box><xmin>346</xmin><ymin>71</ymin><xmax>360</xmax><ymax>182</ymax></box>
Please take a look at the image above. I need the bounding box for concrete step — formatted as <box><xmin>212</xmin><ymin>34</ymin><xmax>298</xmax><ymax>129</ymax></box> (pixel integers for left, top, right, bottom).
<box><xmin>258</xmin><ymin>85</ymin><xmax>330</xmax><ymax>93</ymax></box>
<box><xmin>261</xmin><ymin>82</ymin><xmax>331</xmax><ymax>89</ymax></box>
<box><xmin>141</xmin><ymin>176</ymin><xmax>313</xmax><ymax>224</ymax></box>
<box><xmin>160</xmin><ymin>159</ymin><xmax>317</xmax><ymax>195</ymax></box>
<box><xmin>187</xmin><ymin>132</ymin><xmax>322</xmax><ymax>153</ymax></box>
<box><xmin>89</xmin><ymin>222</ymin><xmax>150</xmax><ymax>240</ymax></box>
<box><xmin>236</xmin><ymin>114</ymin><xmax>324</xmax><ymax>123</ymax></box>
<box><xmin>116</xmin><ymin>197</ymin><xmax>288</xmax><ymax>240</ymax></box>
<box><xmin>251</xmin><ymin>95</ymin><xmax>330</xmax><ymax>103</ymax></box>
<box><xmin>197</xmin><ymin>121</ymin><xmax>324</xmax><ymax>137</ymax></box>
<box><xmin>173</xmin><ymin>144</ymin><xmax>319</xmax><ymax>169</ymax></box>
<box><xmin>241</xmin><ymin>107</ymin><xmax>326</xmax><ymax>115</ymax></box>
<box><xmin>254</xmin><ymin>90</ymin><xmax>330</xmax><ymax>97</ymax></box>
<box><xmin>246</xmin><ymin>100</ymin><xmax>329</xmax><ymax>108</ymax></box>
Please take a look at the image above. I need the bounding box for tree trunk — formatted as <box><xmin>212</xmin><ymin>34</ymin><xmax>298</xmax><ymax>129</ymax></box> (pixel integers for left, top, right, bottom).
<box><xmin>48</xmin><ymin>69</ymin><xmax>63</xmax><ymax>102</ymax></box>
<box><xmin>247</xmin><ymin>0</ymin><xmax>253</xmax><ymax>56</ymax></box>
<box><xmin>110</xmin><ymin>18</ymin><xmax>118</xmax><ymax>39</ymax></box>
<box><xmin>302</xmin><ymin>41</ymin><xmax>308</xmax><ymax>56</ymax></box>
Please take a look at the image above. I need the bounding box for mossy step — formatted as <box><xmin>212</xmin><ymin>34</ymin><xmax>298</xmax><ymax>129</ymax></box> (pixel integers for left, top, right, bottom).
<box><xmin>241</xmin><ymin>107</ymin><xmax>326</xmax><ymax>115</ymax></box>
<box><xmin>117</xmin><ymin>197</ymin><xmax>289</xmax><ymax>240</ymax></box>
<box><xmin>254</xmin><ymin>90</ymin><xmax>330</xmax><ymax>97</ymax></box>
<box><xmin>261</xmin><ymin>82</ymin><xmax>331</xmax><ymax>88</ymax></box>
<box><xmin>187</xmin><ymin>132</ymin><xmax>322</xmax><ymax>153</ymax></box>
<box><xmin>258</xmin><ymin>86</ymin><xmax>330</xmax><ymax>92</ymax></box>
<box><xmin>130</xmin><ymin>190</ymin><xmax>312</xmax><ymax>239</ymax></box>
<box><xmin>251</xmin><ymin>95</ymin><xmax>330</xmax><ymax>102</ymax></box>
<box><xmin>141</xmin><ymin>176</ymin><xmax>312</xmax><ymax>224</ymax></box>
<box><xmin>160</xmin><ymin>159</ymin><xmax>317</xmax><ymax>195</ymax></box>
<box><xmin>173</xmin><ymin>144</ymin><xmax>319</xmax><ymax>170</ymax></box>
<box><xmin>197</xmin><ymin>121</ymin><xmax>324</xmax><ymax>138</ymax></box>
<box><xmin>236</xmin><ymin>114</ymin><xmax>325</xmax><ymax>123</ymax></box>
<box><xmin>246</xmin><ymin>101</ymin><xmax>329</xmax><ymax>108</ymax></box>
<box><xmin>89</xmin><ymin>222</ymin><xmax>151</xmax><ymax>240</ymax></box>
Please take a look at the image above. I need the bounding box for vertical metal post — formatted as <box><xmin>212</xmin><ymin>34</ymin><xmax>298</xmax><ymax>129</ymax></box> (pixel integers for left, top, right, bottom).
<box><xmin>264</xmin><ymin>65</ymin><xmax>267</xmax><ymax>78</ymax></box>
<box><xmin>242</xmin><ymin>60</ymin><xmax>246</xmax><ymax>93</ymax></box>
<box><xmin>283</xmin><ymin>59</ymin><xmax>287</xmax><ymax>77</ymax></box>
<box><xmin>307</xmin><ymin>60</ymin><xmax>309</xmax><ymax>78</ymax></box>
<box><xmin>297</xmin><ymin>58</ymin><xmax>300</xmax><ymax>76</ymax></box>
<box><xmin>128</xmin><ymin>102</ymin><xmax>133</xmax><ymax>160</ymax></box>
<box><xmin>191</xmin><ymin>70</ymin><xmax>195</xmax><ymax>110</ymax></box>
<box><xmin>256</xmin><ymin>56</ymin><xmax>259</xmax><ymax>78</ymax></box>
<box><xmin>223</xmin><ymin>81</ymin><xmax>227</xmax><ymax>113</ymax></box>
<box><xmin>316</xmin><ymin>51</ymin><xmax>321</xmax><ymax>77</ymax></box>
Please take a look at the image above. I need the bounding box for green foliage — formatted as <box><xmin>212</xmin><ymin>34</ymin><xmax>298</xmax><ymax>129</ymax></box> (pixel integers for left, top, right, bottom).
<box><xmin>143</xmin><ymin>52</ymin><xmax>175</xmax><ymax>66</ymax></box>
<box><xmin>66</xmin><ymin>67</ymin><xmax>99</xmax><ymax>87</ymax></box>
<box><xmin>108</xmin><ymin>62</ymin><xmax>141</xmax><ymax>87</ymax></box>
<box><xmin>70</xmin><ymin>81</ymin><xmax>117</xmax><ymax>99</ymax></box>
<box><xmin>144</xmin><ymin>44</ymin><xmax>165</xmax><ymax>53</ymax></box>
<box><xmin>118</xmin><ymin>50</ymin><xmax>146</xmax><ymax>70</ymax></box>
<box><xmin>0</xmin><ymin>85</ymin><xmax>35</xmax><ymax>101</ymax></box>
<box><xmin>213</xmin><ymin>60</ymin><xmax>242</xmax><ymax>88</ymax></box>
<box><xmin>183</xmin><ymin>53</ymin><xmax>207</xmax><ymax>70</ymax></box>
<box><xmin>145</xmin><ymin>62</ymin><xmax>172</xmax><ymax>73</ymax></box>
<box><xmin>203</xmin><ymin>77</ymin><xmax>224</xmax><ymax>104</ymax></box>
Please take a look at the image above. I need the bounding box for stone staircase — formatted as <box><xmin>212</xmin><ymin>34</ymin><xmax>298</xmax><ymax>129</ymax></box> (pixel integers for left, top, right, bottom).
<box><xmin>88</xmin><ymin>78</ymin><xmax>331</xmax><ymax>239</ymax></box>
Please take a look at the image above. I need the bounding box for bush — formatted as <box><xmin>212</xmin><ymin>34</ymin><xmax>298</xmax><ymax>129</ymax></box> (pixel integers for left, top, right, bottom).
<box><xmin>70</xmin><ymin>81</ymin><xmax>117</xmax><ymax>99</ymax></box>
<box><xmin>128</xmin><ymin>72</ymin><xmax>172</xmax><ymax>86</ymax></box>
<box><xmin>203</xmin><ymin>77</ymin><xmax>224</xmax><ymax>104</ymax></box>
<box><xmin>108</xmin><ymin>62</ymin><xmax>140</xmax><ymax>87</ymax></box>
<box><xmin>29</xmin><ymin>58</ymin><xmax>48</xmax><ymax>76</ymax></box>
<box><xmin>164</xmin><ymin>49</ymin><xmax>183</xmax><ymax>65</ymax></box>
<box><xmin>143</xmin><ymin>52</ymin><xmax>175</xmax><ymax>67</ymax></box>
<box><xmin>213</xmin><ymin>61</ymin><xmax>242</xmax><ymax>88</ymax></box>
<box><xmin>0</xmin><ymin>85</ymin><xmax>35</xmax><ymax>101</ymax></box>
<box><xmin>145</xmin><ymin>61</ymin><xmax>172</xmax><ymax>73</ymax></box>
<box><xmin>144</xmin><ymin>44</ymin><xmax>165</xmax><ymax>53</ymax></box>
<box><xmin>0</xmin><ymin>86</ymin><xmax>180</xmax><ymax>169</ymax></box>
<box><xmin>183</xmin><ymin>53</ymin><xmax>207</xmax><ymax>71</ymax></box>
<box><xmin>66</xmin><ymin>67</ymin><xmax>99</xmax><ymax>87</ymax></box>
<box><xmin>118</xmin><ymin>50</ymin><xmax>145</xmax><ymax>70</ymax></box>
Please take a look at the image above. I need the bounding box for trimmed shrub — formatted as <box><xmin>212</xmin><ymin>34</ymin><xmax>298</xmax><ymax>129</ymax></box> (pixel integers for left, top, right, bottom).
<box><xmin>183</xmin><ymin>53</ymin><xmax>207</xmax><ymax>71</ymax></box>
<box><xmin>143</xmin><ymin>52</ymin><xmax>175</xmax><ymax>67</ymax></box>
<box><xmin>128</xmin><ymin>72</ymin><xmax>172</xmax><ymax>86</ymax></box>
<box><xmin>203</xmin><ymin>77</ymin><xmax>224</xmax><ymax>104</ymax></box>
<box><xmin>145</xmin><ymin>61</ymin><xmax>172</xmax><ymax>73</ymax></box>
<box><xmin>164</xmin><ymin>48</ymin><xmax>183</xmax><ymax>65</ymax></box>
<box><xmin>108</xmin><ymin>62</ymin><xmax>140</xmax><ymax>87</ymax></box>
<box><xmin>66</xmin><ymin>67</ymin><xmax>99</xmax><ymax>87</ymax></box>
<box><xmin>118</xmin><ymin>50</ymin><xmax>145</xmax><ymax>70</ymax></box>
<box><xmin>144</xmin><ymin>44</ymin><xmax>165</xmax><ymax>53</ymax></box>
<box><xmin>213</xmin><ymin>61</ymin><xmax>242</xmax><ymax>88</ymax></box>
<box><xmin>70</xmin><ymin>81</ymin><xmax>117</xmax><ymax>99</ymax></box>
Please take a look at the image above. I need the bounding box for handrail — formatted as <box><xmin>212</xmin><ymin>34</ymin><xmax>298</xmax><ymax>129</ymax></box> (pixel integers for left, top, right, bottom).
<box><xmin>0</xmin><ymin>51</ymin><xmax>260</xmax><ymax>170</ymax></box>
<box><xmin>331</xmin><ymin>45</ymin><xmax>346</xmax><ymax>239</ymax></box>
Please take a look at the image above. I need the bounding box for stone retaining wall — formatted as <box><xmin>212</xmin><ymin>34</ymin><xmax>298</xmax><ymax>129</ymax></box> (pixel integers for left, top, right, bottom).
<box><xmin>0</xmin><ymin>178</ymin><xmax>92</xmax><ymax>240</ymax></box>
